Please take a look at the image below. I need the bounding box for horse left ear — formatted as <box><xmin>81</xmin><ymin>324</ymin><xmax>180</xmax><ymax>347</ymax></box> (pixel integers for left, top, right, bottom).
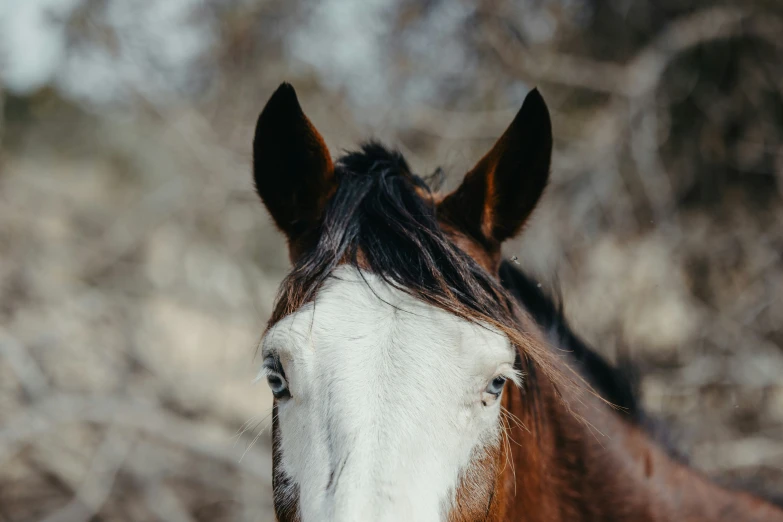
<box><xmin>438</xmin><ymin>88</ymin><xmax>552</xmax><ymax>249</ymax></box>
<box><xmin>253</xmin><ymin>83</ymin><xmax>335</xmax><ymax>249</ymax></box>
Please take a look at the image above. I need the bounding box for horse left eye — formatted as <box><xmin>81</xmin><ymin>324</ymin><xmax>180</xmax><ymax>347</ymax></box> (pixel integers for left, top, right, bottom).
<box><xmin>486</xmin><ymin>376</ymin><xmax>507</xmax><ymax>396</ymax></box>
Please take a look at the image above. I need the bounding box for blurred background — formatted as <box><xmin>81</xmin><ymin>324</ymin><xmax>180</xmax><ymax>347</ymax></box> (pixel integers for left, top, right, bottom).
<box><xmin>1</xmin><ymin>0</ymin><xmax>783</xmax><ymax>519</ymax></box>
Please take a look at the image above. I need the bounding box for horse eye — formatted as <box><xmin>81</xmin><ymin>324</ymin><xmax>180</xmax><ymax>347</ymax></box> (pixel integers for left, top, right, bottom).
<box><xmin>263</xmin><ymin>357</ymin><xmax>290</xmax><ymax>400</ymax></box>
<box><xmin>486</xmin><ymin>376</ymin><xmax>507</xmax><ymax>396</ymax></box>
<box><xmin>266</xmin><ymin>373</ymin><xmax>290</xmax><ymax>399</ymax></box>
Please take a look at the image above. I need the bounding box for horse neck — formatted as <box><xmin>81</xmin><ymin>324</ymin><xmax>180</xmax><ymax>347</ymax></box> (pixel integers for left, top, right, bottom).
<box><xmin>496</xmin><ymin>369</ymin><xmax>783</xmax><ymax>522</ymax></box>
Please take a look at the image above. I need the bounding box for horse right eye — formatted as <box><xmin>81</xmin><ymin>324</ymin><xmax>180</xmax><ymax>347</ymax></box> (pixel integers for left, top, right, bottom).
<box><xmin>266</xmin><ymin>373</ymin><xmax>290</xmax><ymax>399</ymax></box>
<box><xmin>263</xmin><ymin>356</ymin><xmax>291</xmax><ymax>400</ymax></box>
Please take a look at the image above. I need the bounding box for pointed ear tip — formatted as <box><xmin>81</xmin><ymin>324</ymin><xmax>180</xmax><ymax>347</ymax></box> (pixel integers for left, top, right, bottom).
<box><xmin>524</xmin><ymin>87</ymin><xmax>547</xmax><ymax>106</ymax></box>
<box><xmin>268</xmin><ymin>82</ymin><xmax>299</xmax><ymax>105</ymax></box>
<box><xmin>518</xmin><ymin>87</ymin><xmax>551</xmax><ymax>130</ymax></box>
<box><xmin>276</xmin><ymin>81</ymin><xmax>296</xmax><ymax>94</ymax></box>
<box><xmin>256</xmin><ymin>82</ymin><xmax>303</xmax><ymax>134</ymax></box>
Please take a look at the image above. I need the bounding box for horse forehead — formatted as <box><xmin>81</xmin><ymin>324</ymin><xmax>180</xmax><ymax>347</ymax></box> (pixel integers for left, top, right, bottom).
<box><xmin>266</xmin><ymin>267</ymin><xmax>510</xmax><ymax>372</ymax></box>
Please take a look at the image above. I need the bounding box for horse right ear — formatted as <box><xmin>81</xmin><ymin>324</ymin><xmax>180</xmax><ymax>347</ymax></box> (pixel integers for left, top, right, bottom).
<box><xmin>253</xmin><ymin>83</ymin><xmax>335</xmax><ymax>250</ymax></box>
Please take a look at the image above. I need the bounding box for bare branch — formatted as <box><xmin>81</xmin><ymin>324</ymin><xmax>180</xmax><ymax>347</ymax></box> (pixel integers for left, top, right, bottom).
<box><xmin>143</xmin><ymin>481</ymin><xmax>198</xmax><ymax>522</ymax></box>
<box><xmin>481</xmin><ymin>7</ymin><xmax>765</xmax><ymax>98</ymax></box>
<box><xmin>38</xmin><ymin>425</ymin><xmax>134</xmax><ymax>522</ymax></box>
<box><xmin>0</xmin><ymin>332</ymin><xmax>49</xmax><ymax>399</ymax></box>
<box><xmin>0</xmin><ymin>394</ymin><xmax>272</xmax><ymax>481</ymax></box>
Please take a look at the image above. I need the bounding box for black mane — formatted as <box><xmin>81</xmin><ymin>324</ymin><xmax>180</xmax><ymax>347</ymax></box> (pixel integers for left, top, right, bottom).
<box><xmin>272</xmin><ymin>141</ymin><xmax>523</xmax><ymax>346</ymax></box>
<box><xmin>498</xmin><ymin>261</ymin><xmax>642</xmax><ymax>421</ymax></box>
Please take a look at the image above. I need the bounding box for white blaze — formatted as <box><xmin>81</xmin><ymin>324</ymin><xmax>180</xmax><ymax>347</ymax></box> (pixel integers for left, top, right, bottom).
<box><xmin>261</xmin><ymin>266</ymin><xmax>517</xmax><ymax>522</ymax></box>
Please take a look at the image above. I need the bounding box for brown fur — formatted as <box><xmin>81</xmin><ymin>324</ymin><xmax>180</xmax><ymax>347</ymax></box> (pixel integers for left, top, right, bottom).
<box><xmin>461</xmin><ymin>353</ymin><xmax>783</xmax><ymax>521</ymax></box>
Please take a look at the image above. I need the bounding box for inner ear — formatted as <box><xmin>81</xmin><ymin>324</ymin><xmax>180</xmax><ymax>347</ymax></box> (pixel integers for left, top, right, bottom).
<box><xmin>438</xmin><ymin>88</ymin><xmax>552</xmax><ymax>250</ymax></box>
<box><xmin>253</xmin><ymin>83</ymin><xmax>335</xmax><ymax>254</ymax></box>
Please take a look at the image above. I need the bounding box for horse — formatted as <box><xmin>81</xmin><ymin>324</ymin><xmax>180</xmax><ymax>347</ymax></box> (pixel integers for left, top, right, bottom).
<box><xmin>251</xmin><ymin>82</ymin><xmax>783</xmax><ymax>522</ymax></box>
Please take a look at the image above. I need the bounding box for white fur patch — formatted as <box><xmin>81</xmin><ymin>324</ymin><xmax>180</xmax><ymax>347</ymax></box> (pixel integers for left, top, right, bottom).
<box><xmin>261</xmin><ymin>266</ymin><xmax>518</xmax><ymax>522</ymax></box>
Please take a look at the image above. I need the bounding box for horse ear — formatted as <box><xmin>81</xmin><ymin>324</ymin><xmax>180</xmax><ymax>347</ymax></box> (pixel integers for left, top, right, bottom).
<box><xmin>253</xmin><ymin>83</ymin><xmax>334</xmax><ymax>246</ymax></box>
<box><xmin>438</xmin><ymin>88</ymin><xmax>552</xmax><ymax>248</ymax></box>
